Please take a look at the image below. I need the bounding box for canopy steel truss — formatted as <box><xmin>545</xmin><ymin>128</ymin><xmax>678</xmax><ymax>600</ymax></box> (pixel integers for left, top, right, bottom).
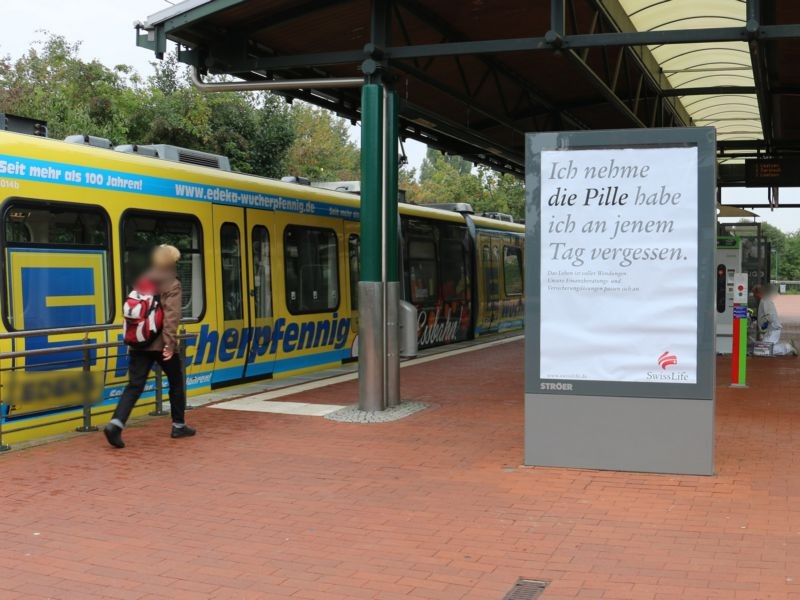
<box><xmin>136</xmin><ymin>0</ymin><xmax>800</xmax><ymax>172</ymax></box>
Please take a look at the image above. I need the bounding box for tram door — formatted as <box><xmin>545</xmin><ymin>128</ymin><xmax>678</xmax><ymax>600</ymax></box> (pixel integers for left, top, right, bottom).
<box><xmin>476</xmin><ymin>232</ymin><xmax>500</xmax><ymax>334</ymax></box>
<box><xmin>243</xmin><ymin>209</ymin><xmax>276</xmax><ymax>379</ymax></box>
<box><xmin>211</xmin><ymin>206</ymin><xmax>248</xmax><ymax>385</ymax></box>
<box><xmin>489</xmin><ymin>237</ymin><xmax>502</xmax><ymax>331</ymax></box>
<box><xmin>344</xmin><ymin>221</ymin><xmax>360</xmax><ymax>343</ymax></box>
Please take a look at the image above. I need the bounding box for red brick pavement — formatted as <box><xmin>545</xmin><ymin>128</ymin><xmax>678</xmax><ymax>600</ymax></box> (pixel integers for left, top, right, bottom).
<box><xmin>2</xmin><ymin>340</ymin><xmax>800</xmax><ymax>599</ymax></box>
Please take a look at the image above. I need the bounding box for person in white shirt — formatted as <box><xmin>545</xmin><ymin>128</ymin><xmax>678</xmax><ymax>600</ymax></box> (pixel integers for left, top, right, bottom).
<box><xmin>753</xmin><ymin>284</ymin><xmax>797</xmax><ymax>356</ymax></box>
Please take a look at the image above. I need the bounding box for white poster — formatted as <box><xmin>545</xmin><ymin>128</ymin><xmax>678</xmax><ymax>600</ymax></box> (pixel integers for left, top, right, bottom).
<box><xmin>539</xmin><ymin>147</ymin><xmax>698</xmax><ymax>384</ymax></box>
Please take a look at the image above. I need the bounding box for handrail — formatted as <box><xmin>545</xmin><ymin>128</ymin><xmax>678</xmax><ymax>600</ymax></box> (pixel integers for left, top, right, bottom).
<box><xmin>0</xmin><ymin>323</ymin><xmax>122</xmax><ymax>340</ymax></box>
<box><xmin>0</xmin><ymin>333</ymin><xmax>197</xmax><ymax>361</ymax></box>
<box><xmin>0</xmin><ymin>329</ymin><xmax>198</xmax><ymax>449</ymax></box>
<box><xmin>0</xmin><ymin>318</ymin><xmax>200</xmax><ymax>340</ymax></box>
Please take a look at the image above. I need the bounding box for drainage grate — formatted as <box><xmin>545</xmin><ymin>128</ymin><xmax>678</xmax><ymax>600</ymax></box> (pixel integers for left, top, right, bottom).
<box><xmin>502</xmin><ymin>578</ymin><xmax>548</xmax><ymax>600</ymax></box>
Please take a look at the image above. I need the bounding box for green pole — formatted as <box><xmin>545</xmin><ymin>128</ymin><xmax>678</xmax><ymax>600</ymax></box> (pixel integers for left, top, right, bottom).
<box><xmin>385</xmin><ymin>89</ymin><xmax>399</xmax><ymax>283</ymax></box>
<box><xmin>359</xmin><ymin>82</ymin><xmax>385</xmax><ymax>412</ymax></box>
<box><xmin>360</xmin><ymin>83</ymin><xmax>383</xmax><ymax>283</ymax></box>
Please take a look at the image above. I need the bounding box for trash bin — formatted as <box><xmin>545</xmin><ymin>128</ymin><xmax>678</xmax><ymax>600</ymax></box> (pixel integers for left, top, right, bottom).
<box><xmin>399</xmin><ymin>301</ymin><xmax>418</xmax><ymax>358</ymax></box>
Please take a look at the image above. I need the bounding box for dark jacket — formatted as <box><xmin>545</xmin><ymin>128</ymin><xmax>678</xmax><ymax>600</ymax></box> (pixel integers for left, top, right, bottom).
<box><xmin>141</xmin><ymin>265</ymin><xmax>182</xmax><ymax>352</ymax></box>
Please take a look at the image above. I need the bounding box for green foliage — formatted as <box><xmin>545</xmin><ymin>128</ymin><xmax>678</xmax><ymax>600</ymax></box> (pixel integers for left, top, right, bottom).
<box><xmin>0</xmin><ymin>35</ymin><xmax>144</xmax><ymax>142</ymax></box>
<box><xmin>0</xmin><ymin>35</ymin><xmax>318</xmax><ymax>180</ymax></box>
<box><xmin>748</xmin><ymin>221</ymin><xmax>800</xmax><ymax>280</ymax></box>
<box><xmin>410</xmin><ymin>148</ymin><xmax>525</xmax><ymax>221</ymax></box>
<box><xmin>284</xmin><ymin>103</ymin><xmax>360</xmax><ymax>180</ymax></box>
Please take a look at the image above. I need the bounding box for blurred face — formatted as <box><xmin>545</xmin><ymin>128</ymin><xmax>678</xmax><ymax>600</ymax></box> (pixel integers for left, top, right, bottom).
<box><xmin>753</xmin><ymin>288</ymin><xmax>764</xmax><ymax>301</ymax></box>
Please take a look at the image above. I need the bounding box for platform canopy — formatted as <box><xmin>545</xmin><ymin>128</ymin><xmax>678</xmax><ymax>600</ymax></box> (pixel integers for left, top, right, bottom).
<box><xmin>136</xmin><ymin>0</ymin><xmax>800</xmax><ymax>177</ymax></box>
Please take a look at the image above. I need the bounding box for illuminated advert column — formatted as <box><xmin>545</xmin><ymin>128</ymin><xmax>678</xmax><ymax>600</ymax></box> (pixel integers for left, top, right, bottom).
<box><xmin>524</xmin><ymin>128</ymin><xmax>716</xmax><ymax>475</ymax></box>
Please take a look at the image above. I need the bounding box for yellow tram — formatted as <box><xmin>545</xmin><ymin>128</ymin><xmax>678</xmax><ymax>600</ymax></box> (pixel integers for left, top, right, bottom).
<box><xmin>0</xmin><ymin>130</ymin><xmax>523</xmax><ymax>444</ymax></box>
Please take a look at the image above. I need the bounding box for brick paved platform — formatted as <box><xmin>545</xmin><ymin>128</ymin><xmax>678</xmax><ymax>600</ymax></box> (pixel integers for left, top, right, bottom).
<box><xmin>2</xmin><ymin>339</ymin><xmax>800</xmax><ymax>599</ymax></box>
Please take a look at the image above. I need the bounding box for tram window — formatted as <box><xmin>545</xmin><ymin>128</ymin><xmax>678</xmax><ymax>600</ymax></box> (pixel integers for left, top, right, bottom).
<box><xmin>503</xmin><ymin>245</ymin><xmax>523</xmax><ymax>296</ymax></box>
<box><xmin>409</xmin><ymin>239</ymin><xmax>437</xmax><ymax>304</ymax></box>
<box><xmin>220</xmin><ymin>223</ymin><xmax>243</xmax><ymax>321</ymax></box>
<box><xmin>3</xmin><ymin>202</ymin><xmax>113</xmax><ymax>329</ymax></box>
<box><xmin>284</xmin><ymin>226</ymin><xmax>339</xmax><ymax>314</ymax></box>
<box><xmin>5</xmin><ymin>205</ymin><xmax>107</xmax><ymax>246</ymax></box>
<box><xmin>349</xmin><ymin>234</ymin><xmax>360</xmax><ymax>310</ymax></box>
<box><xmin>122</xmin><ymin>211</ymin><xmax>204</xmax><ymax>319</ymax></box>
<box><xmin>439</xmin><ymin>238</ymin><xmax>467</xmax><ymax>302</ymax></box>
<box><xmin>252</xmin><ymin>226</ymin><xmax>272</xmax><ymax>319</ymax></box>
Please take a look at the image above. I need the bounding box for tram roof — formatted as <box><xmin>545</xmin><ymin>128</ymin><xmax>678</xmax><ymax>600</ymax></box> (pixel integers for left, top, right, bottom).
<box><xmin>136</xmin><ymin>0</ymin><xmax>800</xmax><ymax>178</ymax></box>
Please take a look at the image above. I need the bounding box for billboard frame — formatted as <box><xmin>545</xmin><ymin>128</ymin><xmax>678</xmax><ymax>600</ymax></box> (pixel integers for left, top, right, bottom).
<box><xmin>524</xmin><ymin>127</ymin><xmax>717</xmax><ymax>475</ymax></box>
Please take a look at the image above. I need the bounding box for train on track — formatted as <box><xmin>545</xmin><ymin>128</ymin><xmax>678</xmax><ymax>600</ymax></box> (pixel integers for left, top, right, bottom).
<box><xmin>0</xmin><ymin>128</ymin><xmax>524</xmax><ymax>442</ymax></box>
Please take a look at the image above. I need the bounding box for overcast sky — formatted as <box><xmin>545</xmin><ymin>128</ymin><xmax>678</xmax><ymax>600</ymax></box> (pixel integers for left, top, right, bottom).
<box><xmin>2</xmin><ymin>0</ymin><xmax>799</xmax><ymax>232</ymax></box>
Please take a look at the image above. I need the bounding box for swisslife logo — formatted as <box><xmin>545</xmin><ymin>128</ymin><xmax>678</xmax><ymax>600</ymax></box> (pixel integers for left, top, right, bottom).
<box><xmin>648</xmin><ymin>350</ymin><xmax>689</xmax><ymax>382</ymax></box>
<box><xmin>657</xmin><ymin>351</ymin><xmax>678</xmax><ymax>370</ymax></box>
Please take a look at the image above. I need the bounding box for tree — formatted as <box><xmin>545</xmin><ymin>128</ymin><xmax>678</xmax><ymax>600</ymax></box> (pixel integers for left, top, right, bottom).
<box><xmin>478</xmin><ymin>167</ymin><xmax>525</xmax><ymax>221</ymax></box>
<box><xmin>138</xmin><ymin>53</ymin><xmax>295</xmax><ymax>178</ymax></box>
<box><xmin>284</xmin><ymin>104</ymin><xmax>360</xmax><ymax>181</ymax></box>
<box><xmin>411</xmin><ymin>148</ymin><xmax>526</xmax><ymax>221</ymax></box>
<box><xmin>0</xmin><ymin>38</ymin><xmax>296</xmax><ymax>179</ymax></box>
<box><xmin>415</xmin><ymin>148</ymin><xmax>486</xmax><ymax>206</ymax></box>
<box><xmin>0</xmin><ymin>35</ymin><xmax>144</xmax><ymax>142</ymax></box>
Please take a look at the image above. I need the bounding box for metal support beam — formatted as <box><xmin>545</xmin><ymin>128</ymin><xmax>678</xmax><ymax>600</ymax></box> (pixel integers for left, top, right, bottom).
<box><xmin>394</xmin><ymin>0</ymin><xmax>588</xmax><ymax>130</ymax></box>
<box><xmin>662</xmin><ymin>85</ymin><xmax>757</xmax><ymax>97</ymax></box>
<box><xmin>747</xmin><ymin>0</ymin><xmax>774</xmax><ymax>149</ymax></box>
<box><xmin>358</xmin><ymin>0</ymin><xmax>397</xmax><ymax>413</ymax></box>
<box><xmin>565</xmin><ymin>50</ymin><xmax>645</xmax><ymax>127</ymax></box>
<box><xmin>190</xmin><ymin>67</ymin><xmax>362</xmax><ymax>91</ymax></box>
<box><xmin>384</xmin><ymin>89</ymin><xmax>400</xmax><ymax>408</ymax></box>
<box><xmin>385</xmin><ymin>25</ymin><xmax>800</xmax><ymax>61</ymax></box>
<box><xmin>550</xmin><ymin>0</ymin><xmax>565</xmax><ymax>38</ymax></box>
<box><xmin>359</xmin><ymin>83</ymin><xmax>384</xmax><ymax>412</ymax></box>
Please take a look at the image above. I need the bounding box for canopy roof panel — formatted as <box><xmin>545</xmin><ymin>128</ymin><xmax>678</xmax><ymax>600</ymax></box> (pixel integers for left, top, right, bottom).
<box><xmin>135</xmin><ymin>0</ymin><xmax>800</xmax><ymax>175</ymax></box>
<box><xmin>619</xmin><ymin>0</ymin><xmax>761</xmax><ymax>143</ymax></box>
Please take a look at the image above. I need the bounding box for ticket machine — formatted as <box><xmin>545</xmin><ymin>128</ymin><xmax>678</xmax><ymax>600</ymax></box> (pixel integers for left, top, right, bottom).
<box><xmin>716</xmin><ymin>237</ymin><xmax>742</xmax><ymax>354</ymax></box>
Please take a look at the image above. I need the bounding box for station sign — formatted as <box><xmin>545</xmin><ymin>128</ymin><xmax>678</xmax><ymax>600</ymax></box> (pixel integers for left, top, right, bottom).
<box><xmin>745</xmin><ymin>158</ymin><xmax>800</xmax><ymax>187</ymax></box>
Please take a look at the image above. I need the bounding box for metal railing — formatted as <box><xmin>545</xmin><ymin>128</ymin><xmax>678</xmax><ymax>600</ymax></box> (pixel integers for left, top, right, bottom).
<box><xmin>0</xmin><ymin>324</ymin><xmax>196</xmax><ymax>452</ymax></box>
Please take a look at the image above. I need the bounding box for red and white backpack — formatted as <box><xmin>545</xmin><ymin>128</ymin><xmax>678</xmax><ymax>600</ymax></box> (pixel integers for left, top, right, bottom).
<box><xmin>122</xmin><ymin>276</ymin><xmax>164</xmax><ymax>348</ymax></box>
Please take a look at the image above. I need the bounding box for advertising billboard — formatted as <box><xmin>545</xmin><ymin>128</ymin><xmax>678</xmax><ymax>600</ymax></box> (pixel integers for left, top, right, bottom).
<box><xmin>539</xmin><ymin>147</ymin><xmax>698</xmax><ymax>385</ymax></box>
<box><xmin>524</xmin><ymin>128</ymin><xmax>716</xmax><ymax>475</ymax></box>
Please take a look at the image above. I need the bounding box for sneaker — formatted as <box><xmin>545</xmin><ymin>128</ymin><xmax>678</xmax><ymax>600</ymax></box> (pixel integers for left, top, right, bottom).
<box><xmin>171</xmin><ymin>425</ymin><xmax>196</xmax><ymax>439</ymax></box>
<box><xmin>103</xmin><ymin>424</ymin><xmax>125</xmax><ymax>448</ymax></box>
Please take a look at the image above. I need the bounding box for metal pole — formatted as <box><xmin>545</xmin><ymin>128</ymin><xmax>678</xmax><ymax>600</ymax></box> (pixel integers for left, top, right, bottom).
<box><xmin>550</xmin><ymin>0</ymin><xmax>565</xmax><ymax>37</ymax></box>
<box><xmin>190</xmin><ymin>67</ymin><xmax>363</xmax><ymax>92</ymax></box>
<box><xmin>180</xmin><ymin>329</ymin><xmax>193</xmax><ymax>411</ymax></box>
<box><xmin>358</xmin><ymin>83</ymin><xmax>385</xmax><ymax>412</ymax></box>
<box><xmin>150</xmin><ymin>364</ymin><xmax>167</xmax><ymax>416</ymax></box>
<box><xmin>746</xmin><ymin>0</ymin><xmax>759</xmax><ymax>24</ymax></box>
<box><xmin>384</xmin><ymin>88</ymin><xmax>401</xmax><ymax>408</ymax></box>
<box><xmin>75</xmin><ymin>334</ymin><xmax>98</xmax><ymax>432</ymax></box>
<box><xmin>381</xmin><ymin>88</ymin><xmax>389</xmax><ymax>405</ymax></box>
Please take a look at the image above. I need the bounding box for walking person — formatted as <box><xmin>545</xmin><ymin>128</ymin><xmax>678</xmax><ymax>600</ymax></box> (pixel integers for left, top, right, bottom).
<box><xmin>104</xmin><ymin>244</ymin><xmax>196</xmax><ymax>448</ymax></box>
